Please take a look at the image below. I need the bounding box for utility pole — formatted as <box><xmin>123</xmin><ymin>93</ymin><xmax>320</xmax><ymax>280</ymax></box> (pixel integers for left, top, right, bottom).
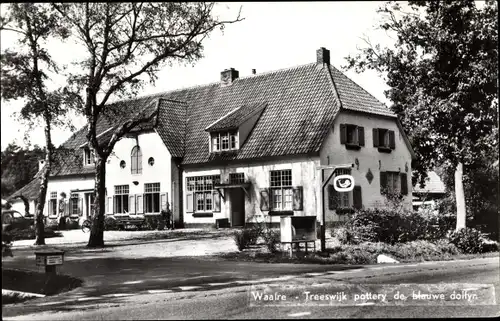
<box><xmin>317</xmin><ymin>163</ymin><xmax>353</xmax><ymax>252</ymax></box>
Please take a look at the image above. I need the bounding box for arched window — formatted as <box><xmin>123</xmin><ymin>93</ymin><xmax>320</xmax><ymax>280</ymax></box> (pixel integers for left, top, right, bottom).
<box><xmin>131</xmin><ymin>146</ymin><xmax>142</xmax><ymax>174</ymax></box>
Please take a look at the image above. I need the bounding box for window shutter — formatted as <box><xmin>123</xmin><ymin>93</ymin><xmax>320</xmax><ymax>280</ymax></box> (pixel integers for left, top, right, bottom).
<box><xmin>47</xmin><ymin>201</ymin><xmax>50</xmax><ymax>216</ymax></box>
<box><xmin>373</xmin><ymin>128</ymin><xmax>379</xmax><ymax>147</ymax></box>
<box><xmin>353</xmin><ymin>186</ymin><xmax>362</xmax><ymax>209</ymax></box>
<box><xmin>186</xmin><ymin>191</ymin><xmax>194</xmax><ymax>213</ymax></box>
<box><xmin>105</xmin><ymin>197</ymin><xmax>109</xmax><ymax>214</ymax></box>
<box><xmin>160</xmin><ymin>193</ymin><xmax>168</xmax><ymax>211</ymax></box>
<box><xmin>358</xmin><ymin>126</ymin><xmax>365</xmax><ymax>146</ymax></box>
<box><xmin>259</xmin><ymin>188</ymin><xmax>270</xmax><ymax>211</ymax></box>
<box><xmin>213</xmin><ymin>191</ymin><xmax>221</xmax><ymax>212</ymax></box>
<box><xmin>380</xmin><ymin>171</ymin><xmax>388</xmax><ymax>195</ymax></box>
<box><xmin>400</xmin><ymin>173</ymin><xmax>408</xmax><ymax>195</ymax></box>
<box><xmin>328</xmin><ymin>184</ymin><xmax>337</xmax><ymax>210</ymax></box>
<box><xmin>340</xmin><ymin>124</ymin><xmax>347</xmax><ymax>144</ymax></box>
<box><xmin>136</xmin><ymin>194</ymin><xmax>144</xmax><ymax>214</ymax></box>
<box><xmin>389</xmin><ymin>130</ymin><xmax>395</xmax><ymax>149</ymax></box>
<box><xmin>130</xmin><ymin>195</ymin><xmax>136</xmax><ymax>214</ymax></box>
<box><xmin>79</xmin><ymin>197</ymin><xmax>83</xmax><ymax>216</ymax></box>
<box><xmin>292</xmin><ymin>186</ymin><xmax>303</xmax><ymax>211</ymax></box>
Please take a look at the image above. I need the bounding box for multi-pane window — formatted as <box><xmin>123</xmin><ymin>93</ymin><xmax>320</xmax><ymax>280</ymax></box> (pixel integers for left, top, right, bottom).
<box><xmin>386</xmin><ymin>172</ymin><xmax>400</xmax><ymax>194</ymax></box>
<box><xmin>131</xmin><ymin>146</ymin><xmax>142</xmax><ymax>174</ymax></box>
<box><xmin>69</xmin><ymin>193</ymin><xmax>79</xmax><ymax>216</ymax></box>
<box><xmin>49</xmin><ymin>192</ymin><xmax>57</xmax><ymax>216</ymax></box>
<box><xmin>144</xmin><ymin>183</ymin><xmax>160</xmax><ymax>213</ymax></box>
<box><xmin>229</xmin><ymin>173</ymin><xmax>245</xmax><ymax>184</ymax></box>
<box><xmin>84</xmin><ymin>148</ymin><xmax>95</xmax><ymax>166</ymax></box>
<box><xmin>187</xmin><ymin>175</ymin><xmax>220</xmax><ymax>212</ymax></box>
<box><xmin>114</xmin><ymin>185</ymin><xmax>129</xmax><ymax>214</ymax></box>
<box><xmin>270</xmin><ymin>170</ymin><xmax>293</xmax><ymax>210</ymax></box>
<box><xmin>212</xmin><ymin>132</ymin><xmax>238</xmax><ymax>152</ymax></box>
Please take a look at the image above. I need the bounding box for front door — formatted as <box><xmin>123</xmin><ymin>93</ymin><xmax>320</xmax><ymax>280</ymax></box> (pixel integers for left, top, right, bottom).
<box><xmin>230</xmin><ymin>189</ymin><xmax>245</xmax><ymax>227</ymax></box>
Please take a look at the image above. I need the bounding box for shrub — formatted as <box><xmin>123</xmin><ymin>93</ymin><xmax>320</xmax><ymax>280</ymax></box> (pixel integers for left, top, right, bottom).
<box><xmin>233</xmin><ymin>229</ymin><xmax>254</xmax><ymax>251</ymax></box>
<box><xmin>262</xmin><ymin>229</ymin><xmax>281</xmax><ymax>254</ymax></box>
<box><xmin>340</xmin><ymin>207</ymin><xmax>456</xmax><ymax>245</ymax></box>
<box><xmin>448</xmin><ymin>227</ymin><xmax>485</xmax><ymax>254</ymax></box>
<box><xmin>332</xmin><ymin>227</ymin><xmax>359</xmax><ymax>245</ymax></box>
<box><xmin>143</xmin><ymin>216</ymin><xmax>165</xmax><ymax>230</ymax></box>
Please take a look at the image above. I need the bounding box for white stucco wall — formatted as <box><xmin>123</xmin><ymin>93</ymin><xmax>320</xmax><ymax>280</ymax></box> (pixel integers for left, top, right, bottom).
<box><xmin>105</xmin><ymin>130</ymin><xmax>172</xmax><ymax>214</ymax></box>
<box><xmin>9</xmin><ymin>200</ymin><xmax>36</xmax><ymax>215</ymax></box>
<box><xmin>46</xmin><ymin>175</ymin><xmax>95</xmax><ymax>221</ymax></box>
<box><xmin>183</xmin><ymin>157</ymin><xmax>321</xmax><ymax>225</ymax></box>
<box><xmin>319</xmin><ymin>110</ymin><xmax>413</xmax><ymax>222</ymax></box>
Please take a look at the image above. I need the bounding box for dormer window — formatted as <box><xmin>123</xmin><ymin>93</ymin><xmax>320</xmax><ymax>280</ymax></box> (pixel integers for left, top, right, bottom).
<box><xmin>212</xmin><ymin>131</ymin><xmax>238</xmax><ymax>152</ymax></box>
<box><xmin>83</xmin><ymin>148</ymin><xmax>95</xmax><ymax>166</ymax></box>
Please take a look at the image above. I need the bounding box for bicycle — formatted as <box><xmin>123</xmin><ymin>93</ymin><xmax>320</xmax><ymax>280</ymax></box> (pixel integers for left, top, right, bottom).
<box><xmin>82</xmin><ymin>215</ymin><xmax>117</xmax><ymax>233</ymax></box>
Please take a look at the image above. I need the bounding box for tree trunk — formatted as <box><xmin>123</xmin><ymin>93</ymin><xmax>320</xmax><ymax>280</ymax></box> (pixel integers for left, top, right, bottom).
<box><xmin>15</xmin><ymin>195</ymin><xmax>30</xmax><ymax>217</ymax></box>
<box><xmin>87</xmin><ymin>156</ymin><xmax>107</xmax><ymax>247</ymax></box>
<box><xmin>454</xmin><ymin>162</ymin><xmax>467</xmax><ymax>231</ymax></box>
<box><xmin>34</xmin><ymin>155</ymin><xmax>50</xmax><ymax>246</ymax></box>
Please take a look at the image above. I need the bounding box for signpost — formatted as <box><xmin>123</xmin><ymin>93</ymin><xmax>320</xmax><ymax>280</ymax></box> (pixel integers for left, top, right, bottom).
<box><xmin>316</xmin><ymin>163</ymin><xmax>354</xmax><ymax>253</ymax></box>
<box><xmin>35</xmin><ymin>248</ymin><xmax>65</xmax><ymax>275</ymax></box>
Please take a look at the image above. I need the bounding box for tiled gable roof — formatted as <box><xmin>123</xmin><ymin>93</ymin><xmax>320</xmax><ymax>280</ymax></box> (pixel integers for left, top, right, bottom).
<box><xmin>7</xmin><ymin>176</ymin><xmax>41</xmax><ymax>201</ymax></box>
<box><xmin>58</xmin><ymin>60</ymin><xmax>397</xmax><ymax>168</ymax></box>
<box><xmin>50</xmin><ymin>148</ymin><xmax>95</xmax><ymax>177</ymax></box>
<box><xmin>205</xmin><ymin>101</ymin><xmax>267</xmax><ymax>132</ymax></box>
<box><xmin>156</xmin><ymin>99</ymin><xmax>187</xmax><ymax>158</ymax></box>
<box><xmin>329</xmin><ymin>66</ymin><xmax>396</xmax><ymax>118</ymax></box>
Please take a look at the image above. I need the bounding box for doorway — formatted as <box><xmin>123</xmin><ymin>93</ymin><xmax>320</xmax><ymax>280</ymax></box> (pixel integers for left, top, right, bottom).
<box><xmin>230</xmin><ymin>189</ymin><xmax>245</xmax><ymax>227</ymax></box>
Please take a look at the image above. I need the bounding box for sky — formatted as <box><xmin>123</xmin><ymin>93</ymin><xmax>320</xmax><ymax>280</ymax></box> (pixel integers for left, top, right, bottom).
<box><xmin>0</xmin><ymin>2</ymin><xmax>396</xmax><ymax>151</ymax></box>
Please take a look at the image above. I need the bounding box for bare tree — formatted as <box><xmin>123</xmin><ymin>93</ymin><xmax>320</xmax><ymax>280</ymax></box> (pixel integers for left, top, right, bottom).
<box><xmin>52</xmin><ymin>2</ymin><xmax>243</xmax><ymax>247</ymax></box>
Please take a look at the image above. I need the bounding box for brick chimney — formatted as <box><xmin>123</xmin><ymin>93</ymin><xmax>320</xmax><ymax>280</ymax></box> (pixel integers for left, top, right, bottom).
<box><xmin>316</xmin><ymin>47</ymin><xmax>330</xmax><ymax>65</ymax></box>
<box><xmin>220</xmin><ymin>68</ymin><xmax>239</xmax><ymax>86</ymax></box>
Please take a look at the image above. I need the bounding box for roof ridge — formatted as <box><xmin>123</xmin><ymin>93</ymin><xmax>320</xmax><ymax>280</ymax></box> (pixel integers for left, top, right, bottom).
<box><xmin>105</xmin><ymin>62</ymin><xmax>318</xmax><ymax>107</ymax></box>
<box><xmin>235</xmin><ymin>62</ymin><xmax>316</xmax><ymax>81</ymax></box>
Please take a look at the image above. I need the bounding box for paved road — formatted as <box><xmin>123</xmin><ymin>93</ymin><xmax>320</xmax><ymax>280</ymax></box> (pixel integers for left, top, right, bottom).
<box><xmin>3</xmin><ymin>257</ymin><xmax>499</xmax><ymax>320</ymax></box>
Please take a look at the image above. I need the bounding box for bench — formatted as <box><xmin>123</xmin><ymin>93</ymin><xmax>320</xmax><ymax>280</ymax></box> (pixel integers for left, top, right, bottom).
<box><xmin>112</xmin><ymin>214</ymin><xmax>145</xmax><ymax>229</ymax></box>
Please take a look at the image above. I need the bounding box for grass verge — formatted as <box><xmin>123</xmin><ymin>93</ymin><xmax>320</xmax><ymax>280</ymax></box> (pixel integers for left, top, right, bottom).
<box><xmin>2</xmin><ymin>268</ymin><xmax>83</xmax><ymax>300</ymax></box>
<box><xmin>217</xmin><ymin>240</ymin><xmax>499</xmax><ymax>265</ymax></box>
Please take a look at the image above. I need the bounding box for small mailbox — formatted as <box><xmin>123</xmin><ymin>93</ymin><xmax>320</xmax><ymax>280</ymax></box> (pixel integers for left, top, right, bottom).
<box><xmin>35</xmin><ymin>248</ymin><xmax>65</xmax><ymax>275</ymax></box>
<box><xmin>280</xmin><ymin>216</ymin><xmax>317</xmax><ymax>243</ymax></box>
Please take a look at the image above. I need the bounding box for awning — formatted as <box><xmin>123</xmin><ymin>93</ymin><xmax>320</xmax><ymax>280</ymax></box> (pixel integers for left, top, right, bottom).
<box><xmin>213</xmin><ymin>182</ymin><xmax>251</xmax><ymax>199</ymax></box>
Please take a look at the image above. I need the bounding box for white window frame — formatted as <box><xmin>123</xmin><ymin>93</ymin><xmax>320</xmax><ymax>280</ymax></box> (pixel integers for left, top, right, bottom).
<box><xmin>131</xmin><ymin>146</ymin><xmax>142</xmax><ymax>175</ymax></box>
<box><xmin>114</xmin><ymin>185</ymin><xmax>129</xmax><ymax>214</ymax></box>
<box><xmin>69</xmin><ymin>193</ymin><xmax>79</xmax><ymax>216</ymax></box>
<box><xmin>211</xmin><ymin>132</ymin><xmax>238</xmax><ymax>152</ymax></box>
<box><xmin>83</xmin><ymin>148</ymin><xmax>95</xmax><ymax>166</ymax></box>
<box><xmin>144</xmin><ymin>182</ymin><xmax>161</xmax><ymax>214</ymax></box>
<box><xmin>270</xmin><ymin>170</ymin><xmax>293</xmax><ymax>211</ymax></box>
<box><xmin>186</xmin><ymin>175</ymin><xmax>220</xmax><ymax>212</ymax></box>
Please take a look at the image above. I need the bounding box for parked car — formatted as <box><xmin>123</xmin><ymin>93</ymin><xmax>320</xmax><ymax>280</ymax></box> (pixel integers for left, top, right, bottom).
<box><xmin>2</xmin><ymin>210</ymin><xmax>35</xmax><ymax>232</ymax></box>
